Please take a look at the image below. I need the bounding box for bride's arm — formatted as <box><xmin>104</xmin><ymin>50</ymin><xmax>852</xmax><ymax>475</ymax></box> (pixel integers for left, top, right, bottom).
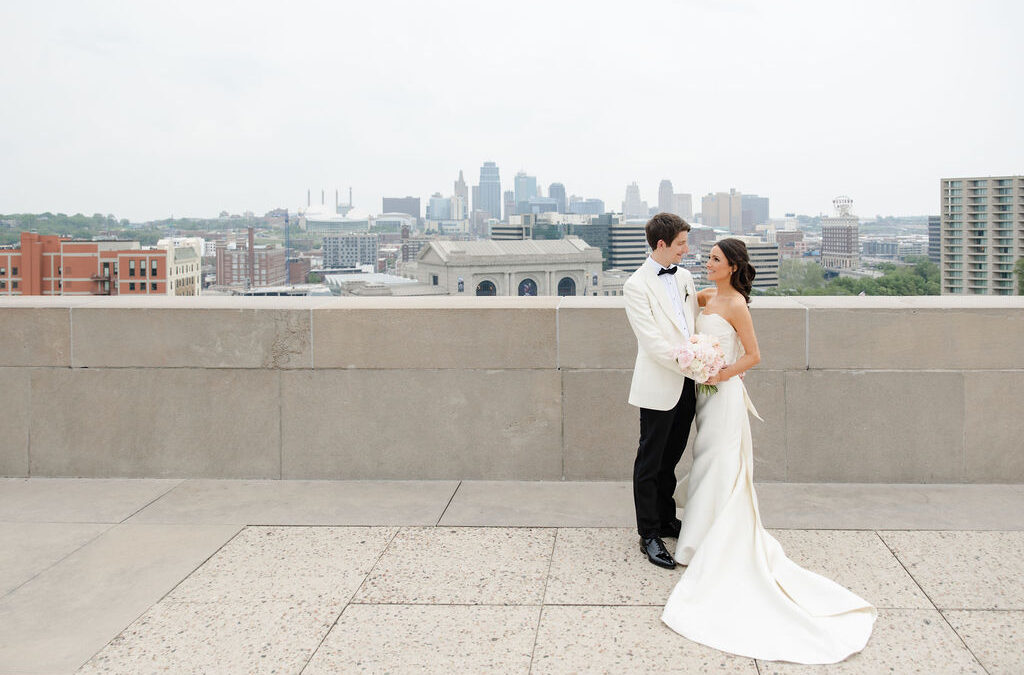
<box><xmin>706</xmin><ymin>301</ymin><xmax>760</xmax><ymax>385</ymax></box>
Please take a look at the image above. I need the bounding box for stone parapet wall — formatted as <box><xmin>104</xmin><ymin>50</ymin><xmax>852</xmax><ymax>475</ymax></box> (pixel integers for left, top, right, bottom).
<box><xmin>2</xmin><ymin>296</ymin><xmax>1022</xmax><ymax>482</ymax></box>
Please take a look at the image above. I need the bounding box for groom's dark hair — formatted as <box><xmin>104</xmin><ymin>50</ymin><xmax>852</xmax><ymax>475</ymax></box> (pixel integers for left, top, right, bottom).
<box><xmin>645</xmin><ymin>212</ymin><xmax>690</xmax><ymax>249</ymax></box>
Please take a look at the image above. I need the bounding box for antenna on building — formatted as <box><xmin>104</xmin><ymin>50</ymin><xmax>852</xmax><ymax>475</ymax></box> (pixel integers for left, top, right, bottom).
<box><xmin>307</xmin><ymin>189</ymin><xmax>310</xmax><ymax>208</ymax></box>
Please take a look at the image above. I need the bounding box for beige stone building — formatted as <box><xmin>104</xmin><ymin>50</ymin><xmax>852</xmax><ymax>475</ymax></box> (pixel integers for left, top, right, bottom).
<box><xmin>941</xmin><ymin>175</ymin><xmax>1023</xmax><ymax>295</ymax></box>
<box><xmin>820</xmin><ymin>197</ymin><xmax>860</xmax><ymax>270</ymax></box>
<box><xmin>415</xmin><ymin>236</ymin><xmax>602</xmax><ymax>296</ymax></box>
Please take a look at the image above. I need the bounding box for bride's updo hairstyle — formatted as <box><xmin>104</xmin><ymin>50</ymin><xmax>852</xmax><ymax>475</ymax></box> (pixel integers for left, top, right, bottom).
<box><xmin>715</xmin><ymin>238</ymin><xmax>756</xmax><ymax>303</ymax></box>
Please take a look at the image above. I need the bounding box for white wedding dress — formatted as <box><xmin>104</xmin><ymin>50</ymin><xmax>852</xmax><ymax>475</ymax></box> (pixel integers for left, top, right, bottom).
<box><xmin>661</xmin><ymin>311</ymin><xmax>876</xmax><ymax>664</ymax></box>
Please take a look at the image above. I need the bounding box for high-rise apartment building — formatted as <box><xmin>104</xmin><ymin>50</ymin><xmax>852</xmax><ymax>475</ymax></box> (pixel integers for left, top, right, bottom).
<box><xmin>820</xmin><ymin>196</ymin><xmax>860</xmax><ymax>270</ymax></box>
<box><xmin>940</xmin><ymin>175</ymin><xmax>1022</xmax><ymax>295</ymax></box>
<box><xmin>928</xmin><ymin>215</ymin><xmax>941</xmax><ymax>264</ymax></box>
<box><xmin>0</xmin><ymin>232</ymin><xmax>200</xmax><ymax>296</ymax></box>
<box><xmin>548</xmin><ymin>183</ymin><xmax>567</xmax><ymax>213</ymax></box>
<box><xmin>622</xmin><ymin>182</ymin><xmax>648</xmax><ymax>219</ymax></box>
<box><xmin>673</xmin><ymin>193</ymin><xmax>693</xmax><ymax>221</ymax></box>
<box><xmin>701</xmin><ymin>189</ymin><xmax>744</xmax><ymax>233</ymax></box>
<box><xmin>741</xmin><ymin>194</ymin><xmax>770</xmax><ymax>231</ymax></box>
<box><xmin>608</xmin><ymin>217</ymin><xmax>649</xmax><ymax>271</ymax></box>
<box><xmin>658</xmin><ymin>180</ymin><xmax>674</xmax><ymax>214</ymax></box>
<box><xmin>323</xmin><ymin>233</ymin><xmax>380</xmax><ymax>268</ymax></box>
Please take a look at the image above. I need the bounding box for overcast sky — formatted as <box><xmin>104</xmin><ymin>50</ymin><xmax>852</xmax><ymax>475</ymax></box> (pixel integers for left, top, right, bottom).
<box><xmin>2</xmin><ymin>0</ymin><xmax>1021</xmax><ymax>222</ymax></box>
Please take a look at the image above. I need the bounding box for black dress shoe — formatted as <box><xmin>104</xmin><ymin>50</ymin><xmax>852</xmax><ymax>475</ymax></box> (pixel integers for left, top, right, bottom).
<box><xmin>659</xmin><ymin>521</ymin><xmax>682</xmax><ymax>539</ymax></box>
<box><xmin>640</xmin><ymin>537</ymin><xmax>676</xmax><ymax>569</ymax></box>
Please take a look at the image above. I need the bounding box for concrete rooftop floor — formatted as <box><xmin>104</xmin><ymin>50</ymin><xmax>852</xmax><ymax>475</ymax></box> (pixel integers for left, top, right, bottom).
<box><xmin>1</xmin><ymin>479</ymin><xmax>1022</xmax><ymax>674</ymax></box>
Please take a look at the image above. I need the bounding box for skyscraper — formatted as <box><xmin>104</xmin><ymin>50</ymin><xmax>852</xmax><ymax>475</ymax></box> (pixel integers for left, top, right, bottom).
<box><xmin>928</xmin><ymin>215</ymin><xmax>941</xmax><ymax>264</ymax></box>
<box><xmin>514</xmin><ymin>172</ymin><xmax>538</xmax><ymax>215</ymax></box>
<box><xmin>503</xmin><ymin>190</ymin><xmax>516</xmax><ymax>221</ymax></box>
<box><xmin>453</xmin><ymin>170</ymin><xmax>469</xmax><ymax>220</ymax></box>
<box><xmin>741</xmin><ymin>194</ymin><xmax>770</xmax><ymax>231</ymax></box>
<box><xmin>549</xmin><ymin>183</ymin><xmax>567</xmax><ymax>214</ymax></box>
<box><xmin>701</xmin><ymin>189</ymin><xmax>743</xmax><ymax>233</ymax></box>
<box><xmin>940</xmin><ymin>175</ymin><xmax>1022</xmax><ymax>295</ymax></box>
<box><xmin>478</xmin><ymin>162</ymin><xmax>502</xmax><ymax>221</ymax></box>
<box><xmin>622</xmin><ymin>182</ymin><xmax>647</xmax><ymax>219</ymax></box>
<box><xmin>658</xmin><ymin>180</ymin><xmax>674</xmax><ymax>214</ymax></box>
<box><xmin>820</xmin><ymin>196</ymin><xmax>860</xmax><ymax>270</ymax></box>
<box><xmin>673</xmin><ymin>193</ymin><xmax>693</xmax><ymax>221</ymax></box>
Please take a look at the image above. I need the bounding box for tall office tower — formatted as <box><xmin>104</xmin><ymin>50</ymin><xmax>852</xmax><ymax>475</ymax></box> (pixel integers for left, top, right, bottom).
<box><xmin>514</xmin><ymin>172</ymin><xmax>538</xmax><ymax>215</ymax></box>
<box><xmin>549</xmin><ymin>183</ymin><xmax>567</xmax><ymax>213</ymax></box>
<box><xmin>454</xmin><ymin>170</ymin><xmax>469</xmax><ymax>220</ymax></box>
<box><xmin>622</xmin><ymin>182</ymin><xmax>648</xmax><ymax>219</ymax></box>
<box><xmin>941</xmin><ymin>175</ymin><xmax>1023</xmax><ymax>295</ymax></box>
<box><xmin>382</xmin><ymin>196</ymin><xmax>421</xmax><ymax>220</ymax></box>
<box><xmin>427</xmin><ymin>193</ymin><xmax>450</xmax><ymax>221</ymax></box>
<box><xmin>503</xmin><ymin>190</ymin><xmax>516</xmax><ymax>221</ymax></box>
<box><xmin>569</xmin><ymin>197</ymin><xmax>605</xmax><ymax>215</ymax></box>
<box><xmin>658</xmin><ymin>180</ymin><xmax>674</xmax><ymax>214</ymax></box>
<box><xmin>701</xmin><ymin>189</ymin><xmax>744</xmax><ymax>233</ymax></box>
<box><xmin>673</xmin><ymin>193</ymin><xmax>693</xmax><ymax>221</ymax></box>
<box><xmin>478</xmin><ymin>162</ymin><xmax>502</xmax><ymax>221</ymax></box>
<box><xmin>471</xmin><ymin>185</ymin><xmax>481</xmax><ymax>214</ymax></box>
<box><xmin>741</xmin><ymin>194</ymin><xmax>770</xmax><ymax>232</ymax></box>
<box><xmin>928</xmin><ymin>215</ymin><xmax>941</xmax><ymax>264</ymax></box>
<box><xmin>820</xmin><ymin>196</ymin><xmax>860</xmax><ymax>270</ymax></box>
<box><xmin>608</xmin><ymin>216</ymin><xmax>649</xmax><ymax>271</ymax></box>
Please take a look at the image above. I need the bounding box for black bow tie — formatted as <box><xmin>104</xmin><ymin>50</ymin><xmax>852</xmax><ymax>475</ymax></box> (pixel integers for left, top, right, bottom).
<box><xmin>658</xmin><ymin>266</ymin><xmax>677</xmax><ymax>276</ymax></box>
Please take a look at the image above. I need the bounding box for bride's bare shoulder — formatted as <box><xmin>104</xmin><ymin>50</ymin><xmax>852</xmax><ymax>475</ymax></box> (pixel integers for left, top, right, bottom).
<box><xmin>697</xmin><ymin>287</ymin><xmax>716</xmax><ymax>307</ymax></box>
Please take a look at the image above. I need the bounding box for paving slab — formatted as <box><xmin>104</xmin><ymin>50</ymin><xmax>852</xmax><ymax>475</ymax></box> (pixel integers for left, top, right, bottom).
<box><xmin>304</xmin><ymin>604</ymin><xmax>540</xmax><ymax>674</ymax></box>
<box><xmin>0</xmin><ymin>478</ymin><xmax>180</xmax><ymax>523</ymax></box>
<box><xmin>0</xmin><ymin>522</ymin><xmax>240</xmax><ymax>675</ymax></box>
<box><xmin>0</xmin><ymin>522</ymin><xmax>110</xmax><ymax>597</ymax></box>
<box><xmin>439</xmin><ymin>480</ymin><xmax>634</xmax><ymax>527</ymax></box>
<box><xmin>354</xmin><ymin>527</ymin><xmax>555</xmax><ymax>605</ymax></box>
<box><xmin>769</xmin><ymin>530</ymin><xmax>932</xmax><ymax>609</ymax></box>
<box><xmin>544</xmin><ymin>528</ymin><xmax>680</xmax><ymax>606</ymax></box>
<box><xmin>943</xmin><ymin>610</ymin><xmax>1024</xmax><ymax>675</ymax></box>
<box><xmin>756</xmin><ymin>483</ymin><xmax>1024</xmax><ymax>530</ymax></box>
<box><xmin>165</xmin><ymin>526</ymin><xmax>396</xmax><ymax>604</ymax></box>
<box><xmin>878</xmin><ymin>531</ymin><xmax>1024</xmax><ymax>609</ymax></box>
<box><xmin>756</xmin><ymin>608</ymin><xmax>984</xmax><ymax>674</ymax></box>
<box><xmin>532</xmin><ymin>605</ymin><xmax>757</xmax><ymax>674</ymax></box>
<box><xmin>128</xmin><ymin>479</ymin><xmax>458</xmax><ymax>525</ymax></box>
<box><xmin>78</xmin><ymin>598</ymin><xmax>337</xmax><ymax>675</ymax></box>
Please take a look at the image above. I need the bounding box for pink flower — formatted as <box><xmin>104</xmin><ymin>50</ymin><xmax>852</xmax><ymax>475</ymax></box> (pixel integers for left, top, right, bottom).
<box><xmin>674</xmin><ymin>346</ymin><xmax>695</xmax><ymax>368</ymax></box>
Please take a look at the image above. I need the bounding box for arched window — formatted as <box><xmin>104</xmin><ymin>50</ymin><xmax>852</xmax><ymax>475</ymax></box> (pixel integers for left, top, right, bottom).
<box><xmin>517</xmin><ymin>278</ymin><xmax>538</xmax><ymax>296</ymax></box>
<box><xmin>557</xmin><ymin>277</ymin><xmax>576</xmax><ymax>296</ymax></box>
<box><xmin>476</xmin><ymin>280</ymin><xmax>497</xmax><ymax>296</ymax></box>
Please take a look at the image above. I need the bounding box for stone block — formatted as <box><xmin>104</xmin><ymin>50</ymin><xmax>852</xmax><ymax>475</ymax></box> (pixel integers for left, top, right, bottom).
<box><xmin>311</xmin><ymin>297</ymin><xmax>558</xmax><ymax>369</ymax></box>
<box><xmin>0</xmin><ymin>368</ymin><xmax>29</xmax><ymax>476</ymax></box>
<box><xmin>71</xmin><ymin>306</ymin><xmax>312</xmax><ymax>369</ymax></box>
<box><xmin>748</xmin><ymin>297</ymin><xmax>807</xmax><ymax>370</ymax></box>
<box><xmin>0</xmin><ymin>478</ymin><xmax>180</xmax><ymax>522</ymax></box>
<box><xmin>944</xmin><ymin>610</ymin><xmax>1024</xmax><ymax>675</ymax></box>
<box><xmin>743</xmin><ymin>369</ymin><xmax>787</xmax><ymax>481</ymax></box>
<box><xmin>29</xmin><ymin>369</ymin><xmax>281</xmax><ymax>478</ymax></box>
<box><xmin>281</xmin><ymin>369</ymin><xmax>562</xmax><ymax>479</ymax></box>
<box><xmin>561</xmin><ymin>370</ymin><xmax>637</xmax><ymax>480</ymax></box>
<box><xmin>964</xmin><ymin>370</ymin><xmax>1024</xmax><ymax>482</ymax></box>
<box><xmin>0</xmin><ymin>307</ymin><xmax>71</xmax><ymax>367</ymax></box>
<box><xmin>557</xmin><ymin>298</ymin><xmax>635</xmax><ymax>369</ymax></box>
<box><xmin>806</xmin><ymin>303</ymin><xmax>1024</xmax><ymax>369</ymax></box>
<box><xmin>785</xmin><ymin>370</ymin><xmax>964</xmax><ymax>482</ymax></box>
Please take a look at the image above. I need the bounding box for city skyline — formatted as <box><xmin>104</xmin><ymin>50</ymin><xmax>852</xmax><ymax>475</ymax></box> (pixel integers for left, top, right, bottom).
<box><xmin>2</xmin><ymin>1</ymin><xmax>1022</xmax><ymax>222</ymax></box>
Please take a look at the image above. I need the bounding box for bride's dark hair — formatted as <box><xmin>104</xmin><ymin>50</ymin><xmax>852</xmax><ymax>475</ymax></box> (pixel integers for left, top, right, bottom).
<box><xmin>715</xmin><ymin>238</ymin><xmax>756</xmax><ymax>303</ymax></box>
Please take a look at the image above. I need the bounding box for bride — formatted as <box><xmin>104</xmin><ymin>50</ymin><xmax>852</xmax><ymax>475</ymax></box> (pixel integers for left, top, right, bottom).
<box><xmin>661</xmin><ymin>238</ymin><xmax>876</xmax><ymax>664</ymax></box>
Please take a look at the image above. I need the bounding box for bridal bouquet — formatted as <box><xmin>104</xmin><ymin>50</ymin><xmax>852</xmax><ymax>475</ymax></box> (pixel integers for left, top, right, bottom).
<box><xmin>673</xmin><ymin>334</ymin><xmax>727</xmax><ymax>396</ymax></box>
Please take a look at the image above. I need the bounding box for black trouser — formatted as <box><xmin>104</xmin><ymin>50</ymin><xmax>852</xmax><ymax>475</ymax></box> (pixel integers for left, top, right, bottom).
<box><xmin>633</xmin><ymin>379</ymin><xmax>696</xmax><ymax>539</ymax></box>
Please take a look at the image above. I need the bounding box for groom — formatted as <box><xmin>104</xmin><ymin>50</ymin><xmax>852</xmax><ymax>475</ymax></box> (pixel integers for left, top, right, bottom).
<box><xmin>622</xmin><ymin>213</ymin><xmax>697</xmax><ymax>569</ymax></box>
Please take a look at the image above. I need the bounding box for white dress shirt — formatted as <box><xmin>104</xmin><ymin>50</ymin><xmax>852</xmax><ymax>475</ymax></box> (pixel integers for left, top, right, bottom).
<box><xmin>645</xmin><ymin>256</ymin><xmax>690</xmax><ymax>341</ymax></box>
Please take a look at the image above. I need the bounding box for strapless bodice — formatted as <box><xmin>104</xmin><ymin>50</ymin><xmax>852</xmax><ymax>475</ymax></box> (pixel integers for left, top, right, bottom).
<box><xmin>695</xmin><ymin>312</ymin><xmax>744</xmax><ymax>365</ymax></box>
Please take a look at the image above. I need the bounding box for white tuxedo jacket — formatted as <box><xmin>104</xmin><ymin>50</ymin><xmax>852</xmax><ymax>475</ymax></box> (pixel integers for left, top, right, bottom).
<box><xmin>623</xmin><ymin>263</ymin><xmax>698</xmax><ymax>411</ymax></box>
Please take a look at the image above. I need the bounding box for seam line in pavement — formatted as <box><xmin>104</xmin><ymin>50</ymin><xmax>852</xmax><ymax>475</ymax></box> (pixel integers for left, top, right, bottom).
<box><xmin>528</xmin><ymin>528</ymin><xmax>559</xmax><ymax>674</ymax></box>
<box><xmin>0</xmin><ymin>522</ymin><xmax>115</xmax><ymax>603</ymax></box>
<box><xmin>75</xmin><ymin>523</ymin><xmax>247</xmax><ymax>672</ymax></box>
<box><xmin>299</xmin><ymin>527</ymin><xmax>403</xmax><ymax>674</ymax></box>
<box><xmin>873</xmin><ymin>530</ymin><xmax>991</xmax><ymax>674</ymax></box>
<box><xmin>118</xmin><ymin>479</ymin><xmax>187</xmax><ymax>523</ymax></box>
<box><xmin>435</xmin><ymin>480</ymin><xmax>462</xmax><ymax>526</ymax></box>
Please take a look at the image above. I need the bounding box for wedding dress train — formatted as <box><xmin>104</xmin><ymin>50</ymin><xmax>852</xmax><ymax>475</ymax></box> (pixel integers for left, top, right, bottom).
<box><xmin>661</xmin><ymin>312</ymin><xmax>876</xmax><ymax>664</ymax></box>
